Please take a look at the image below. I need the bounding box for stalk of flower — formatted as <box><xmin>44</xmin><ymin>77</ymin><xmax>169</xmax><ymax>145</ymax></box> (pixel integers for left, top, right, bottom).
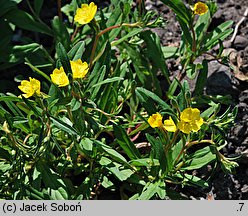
<box><xmin>18</xmin><ymin>77</ymin><xmax>41</xmax><ymax>98</ymax></box>
<box><xmin>50</xmin><ymin>67</ymin><xmax>69</xmax><ymax>87</ymax></box>
<box><xmin>74</xmin><ymin>2</ymin><xmax>97</xmax><ymax>25</ymax></box>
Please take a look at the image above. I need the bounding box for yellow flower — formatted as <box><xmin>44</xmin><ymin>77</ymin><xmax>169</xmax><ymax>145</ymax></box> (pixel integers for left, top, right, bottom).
<box><xmin>193</xmin><ymin>2</ymin><xmax>208</xmax><ymax>15</ymax></box>
<box><xmin>18</xmin><ymin>77</ymin><xmax>41</xmax><ymax>98</ymax></box>
<box><xmin>70</xmin><ymin>59</ymin><xmax>89</xmax><ymax>79</ymax></box>
<box><xmin>148</xmin><ymin>113</ymin><xmax>163</xmax><ymax>128</ymax></box>
<box><xmin>50</xmin><ymin>67</ymin><xmax>69</xmax><ymax>87</ymax></box>
<box><xmin>178</xmin><ymin>108</ymin><xmax>204</xmax><ymax>134</ymax></box>
<box><xmin>163</xmin><ymin>117</ymin><xmax>177</xmax><ymax>132</ymax></box>
<box><xmin>74</xmin><ymin>2</ymin><xmax>97</xmax><ymax>25</ymax></box>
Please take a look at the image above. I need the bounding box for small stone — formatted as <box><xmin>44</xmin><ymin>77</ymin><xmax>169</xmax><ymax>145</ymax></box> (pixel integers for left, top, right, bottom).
<box><xmin>206</xmin><ymin>70</ymin><xmax>239</xmax><ymax>97</ymax></box>
<box><xmin>241</xmin><ymin>184</ymin><xmax>248</xmax><ymax>193</ymax></box>
<box><xmin>239</xmin><ymin>90</ymin><xmax>248</xmax><ymax>103</ymax></box>
<box><xmin>233</xmin><ymin>36</ymin><xmax>248</xmax><ymax>50</ymax></box>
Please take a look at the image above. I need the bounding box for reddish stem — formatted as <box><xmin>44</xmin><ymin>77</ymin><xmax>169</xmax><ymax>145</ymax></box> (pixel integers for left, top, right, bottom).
<box><xmin>89</xmin><ymin>24</ymin><xmax>121</xmax><ymax>69</ymax></box>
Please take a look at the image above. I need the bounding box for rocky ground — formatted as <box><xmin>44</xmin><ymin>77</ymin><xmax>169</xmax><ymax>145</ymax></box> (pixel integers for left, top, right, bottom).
<box><xmin>145</xmin><ymin>0</ymin><xmax>248</xmax><ymax>199</ymax></box>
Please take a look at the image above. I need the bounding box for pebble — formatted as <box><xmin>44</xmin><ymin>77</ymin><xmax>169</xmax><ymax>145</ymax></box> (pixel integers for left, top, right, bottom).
<box><xmin>239</xmin><ymin>90</ymin><xmax>248</xmax><ymax>103</ymax></box>
<box><xmin>232</xmin><ymin>36</ymin><xmax>248</xmax><ymax>50</ymax></box>
<box><xmin>241</xmin><ymin>184</ymin><xmax>248</xmax><ymax>193</ymax></box>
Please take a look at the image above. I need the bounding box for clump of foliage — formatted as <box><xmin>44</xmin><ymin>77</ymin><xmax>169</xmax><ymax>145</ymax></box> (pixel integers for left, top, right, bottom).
<box><xmin>0</xmin><ymin>0</ymin><xmax>238</xmax><ymax>200</ymax></box>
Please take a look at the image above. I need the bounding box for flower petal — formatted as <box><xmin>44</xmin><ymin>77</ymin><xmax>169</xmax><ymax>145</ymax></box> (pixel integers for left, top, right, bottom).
<box><xmin>74</xmin><ymin>3</ymin><xmax>97</xmax><ymax>25</ymax></box>
<box><xmin>50</xmin><ymin>67</ymin><xmax>69</xmax><ymax>87</ymax></box>
<box><xmin>163</xmin><ymin>117</ymin><xmax>177</xmax><ymax>132</ymax></box>
<box><xmin>193</xmin><ymin>2</ymin><xmax>208</xmax><ymax>15</ymax></box>
<box><xmin>148</xmin><ymin>113</ymin><xmax>163</xmax><ymax>128</ymax></box>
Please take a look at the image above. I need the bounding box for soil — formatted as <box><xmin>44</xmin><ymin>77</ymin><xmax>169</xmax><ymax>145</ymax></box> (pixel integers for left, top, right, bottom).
<box><xmin>145</xmin><ymin>0</ymin><xmax>248</xmax><ymax>199</ymax></box>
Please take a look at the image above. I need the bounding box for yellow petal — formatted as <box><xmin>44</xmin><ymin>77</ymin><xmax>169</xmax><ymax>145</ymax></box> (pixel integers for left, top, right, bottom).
<box><xmin>74</xmin><ymin>2</ymin><xmax>97</xmax><ymax>25</ymax></box>
<box><xmin>70</xmin><ymin>59</ymin><xmax>89</xmax><ymax>79</ymax></box>
<box><xmin>163</xmin><ymin>117</ymin><xmax>177</xmax><ymax>132</ymax></box>
<box><xmin>148</xmin><ymin>113</ymin><xmax>163</xmax><ymax>128</ymax></box>
<box><xmin>195</xmin><ymin>117</ymin><xmax>204</xmax><ymax>128</ymax></box>
<box><xmin>50</xmin><ymin>67</ymin><xmax>69</xmax><ymax>87</ymax></box>
<box><xmin>29</xmin><ymin>77</ymin><xmax>41</xmax><ymax>95</ymax></box>
<box><xmin>178</xmin><ymin>121</ymin><xmax>191</xmax><ymax>134</ymax></box>
<box><xmin>193</xmin><ymin>2</ymin><xmax>208</xmax><ymax>15</ymax></box>
<box><xmin>18</xmin><ymin>80</ymin><xmax>34</xmax><ymax>98</ymax></box>
<box><xmin>180</xmin><ymin>107</ymin><xmax>202</xmax><ymax>122</ymax></box>
<box><xmin>180</xmin><ymin>108</ymin><xmax>192</xmax><ymax>122</ymax></box>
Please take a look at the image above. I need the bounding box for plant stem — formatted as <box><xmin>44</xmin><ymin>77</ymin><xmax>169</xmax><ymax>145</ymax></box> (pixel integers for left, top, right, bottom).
<box><xmin>186</xmin><ymin>139</ymin><xmax>215</xmax><ymax>148</ymax></box>
<box><xmin>190</xmin><ymin>25</ymin><xmax>197</xmax><ymax>55</ymax></box>
<box><xmin>71</xmin><ymin>26</ymin><xmax>79</xmax><ymax>41</ymax></box>
<box><xmin>57</xmin><ymin>0</ymin><xmax>62</xmax><ymax>20</ymax></box>
<box><xmin>89</xmin><ymin>24</ymin><xmax>121</xmax><ymax>69</ymax></box>
<box><xmin>164</xmin><ymin>129</ymin><xmax>179</xmax><ymax>154</ymax></box>
<box><xmin>174</xmin><ymin>139</ymin><xmax>215</xmax><ymax>167</ymax></box>
<box><xmin>89</xmin><ymin>22</ymin><xmax>142</xmax><ymax>69</ymax></box>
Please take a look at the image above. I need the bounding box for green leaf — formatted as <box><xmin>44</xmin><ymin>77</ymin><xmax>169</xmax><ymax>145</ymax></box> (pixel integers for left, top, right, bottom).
<box><xmin>194</xmin><ymin>59</ymin><xmax>208</xmax><ymax>96</ymax></box>
<box><xmin>113</xmin><ymin>125</ymin><xmax>141</xmax><ymax>160</ymax></box>
<box><xmin>5</xmin><ymin>8</ymin><xmax>53</xmax><ymax>36</ymax></box>
<box><xmin>146</xmin><ymin>134</ymin><xmax>167</xmax><ymax>173</ymax></box>
<box><xmin>68</xmin><ymin>41</ymin><xmax>85</xmax><ymax>61</ymax></box>
<box><xmin>161</xmin><ymin>46</ymin><xmax>179</xmax><ymax>59</ymax></box>
<box><xmin>177</xmin><ymin>17</ymin><xmax>192</xmax><ymax>46</ymax></box>
<box><xmin>202</xmin><ymin>21</ymin><xmax>233</xmax><ymax>50</ymax></box>
<box><xmin>140</xmin><ymin>30</ymin><xmax>170</xmax><ymax>84</ymax></box>
<box><xmin>0</xmin><ymin>96</ymin><xmax>22</xmax><ymax>103</ymax></box>
<box><xmin>138</xmin><ymin>181</ymin><xmax>159</xmax><ymax>200</ymax></box>
<box><xmin>25</xmin><ymin>186</ymin><xmax>46</xmax><ymax>200</ymax></box>
<box><xmin>101</xmin><ymin>176</ymin><xmax>114</xmax><ymax>189</ymax></box>
<box><xmin>70</xmin><ymin>98</ymin><xmax>81</xmax><ymax>111</ymax></box>
<box><xmin>0</xmin><ymin>43</ymin><xmax>41</xmax><ymax>70</ymax></box>
<box><xmin>99</xmin><ymin>157</ymin><xmax>133</xmax><ymax>181</ymax></box>
<box><xmin>171</xmin><ymin>140</ymin><xmax>183</xmax><ymax>163</ymax></box>
<box><xmin>21</xmin><ymin>96</ymin><xmax>41</xmax><ymax>117</ymax></box>
<box><xmin>182</xmin><ymin>146</ymin><xmax>216</xmax><ymax>170</ymax></box>
<box><xmin>56</xmin><ymin>42</ymin><xmax>72</xmax><ymax>74</ymax></box>
<box><xmin>106</xmin><ymin>4</ymin><xmax>123</xmax><ymax>41</ymax></box>
<box><xmin>160</xmin><ymin>0</ymin><xmax>191</xmax><ymax>25</ymax></box>
<box><xmin>95</xmin><ymin>140</ymin><xmax>128</xmax><ymax>164</ymax></box>
<box><xmin>25</xmin><ymin>62</ymin><xmax>52</xmax><ymax>83</ymax></box>
<box><xmin>1</xmin><ymin>96</ymin><xmax>24</xmax><ymax>117</ymax></box>
<box><xmin>78</xmin><ymin>137</ymin><xmax>93</xmax><ymax>158</ymax></box>
<box><xmin>129</xmin><ymin>158</ymin><xmax>160</xmax><ymax>167</ymax></box>
<box><xmin>135</xmin><ymin>87</ymin><xmax>173</xmax><ymax>115</ymax></box>
<box><xmin>112</xmin><ymin>28</ymin><xmax>143</xmax><ymax>46</ymax></box>
<box><xmin>34</xmin><ymin>0</ymin><xmax>44</xmax><ymax>15</ymax></box>
<box><xmin>0</xmin><ymin>147</ymin><xmax>12</xmax><ymax>161</ymax></box>
<box><xmin>36</xmin><ymin>162</ymin><xmax>68</xmax><ymax>200</ymax></box>
<box><xmin>176</xmin><ymin>173</ymin><xmax>209</xmax><ymax>188</ymax></box>
<box><xmin>0</xmin><ymin>162</ymin><xmax>11</xmax><ymax>173</ymax></box>
<box><xmin>52</xmin><ymin>16</ymin><xmax>71</xmax><ymax>52</ymax></box>
<box><xmin>50</xmin><ymin>116</ymin><xmax>78</xmax><ymax>136</ymax></box>
<box><xmin>201</xmin><ymin>103</ymin><xmax>220</xmax><ymax>119</ymax></box>
<box><xmin>92</xmin><ymin>77</ymin><xmax>124</xmax><ymax>88</ymax></box>
<box><xmin>87</xmin><ymin>64</ymin><xmax>106</xmax><ymax>89</ymax></box>
<box><xmin>0</xmin><ymin>0</ymin><xmax>22</xmax><ymax>17</ymax></box>
<box><xmin>156</xmin><ymin>180</ymin><xmax>166</xmax><ymax>199</ymax></box>
<box><xmin>194</xmin><ymin>11</ymin><xmax>211</xmax><ymax>44</ymax></box>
